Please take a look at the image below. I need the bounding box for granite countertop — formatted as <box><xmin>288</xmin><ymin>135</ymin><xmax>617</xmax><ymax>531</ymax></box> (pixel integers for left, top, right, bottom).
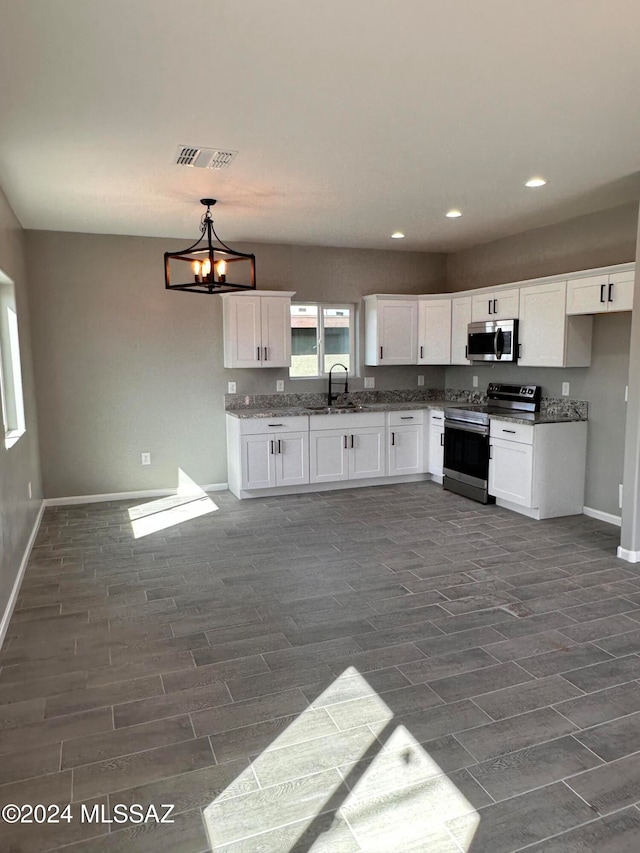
<box><xmin>226</xmin><ymin>400</ymin><xmax>586</xmax><ymax>424</ymax></box>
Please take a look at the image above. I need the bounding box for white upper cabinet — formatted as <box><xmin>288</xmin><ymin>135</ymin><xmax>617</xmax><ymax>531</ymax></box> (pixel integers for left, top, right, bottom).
<box><xmin>566</xmin><ymin>270</ymin><xmax>635</xmax><ymax>315</ymax></box>
<box><xmin>518</xmin><ymin>280</ymin><xmax>592</xmax><ymax>368</ymax></box>
<box><xmin>450</xmin><ymin>296</ymin><xmax>472</xmax><ymax>364</ymax></box>
<box><xmin>471</xmin><ymin>288</ymin><xmax>519</xmax><ymax>322</ymax></box>
<box><xmin>222</xmin><ymin>291</ymin><xmax>295</xmax><ymax>368</ymax></box>
<box><xmin>418</xmin><ymin>297</ymin><xmax>451</xmax><ymax>364</ymax></box>
<box><xmin>364</xmin><ymin>296</ymin><xmax>418</xmax><ymax>365</ymax></box>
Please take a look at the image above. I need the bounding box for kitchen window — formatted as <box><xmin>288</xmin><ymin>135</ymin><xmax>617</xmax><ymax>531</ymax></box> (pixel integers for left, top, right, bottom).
<box><xmin>290</xmin><ymin>303</ymin><xmax>355</xmax><ymax>379</ymax></box>
<box><xmin>0</xmin><ymin>271</ymin><xmax>26</xmax><ymax>448</ymax></box>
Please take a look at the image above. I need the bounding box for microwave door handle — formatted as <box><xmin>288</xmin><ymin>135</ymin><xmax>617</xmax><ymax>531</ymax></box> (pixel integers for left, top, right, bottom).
<box><xmin>494</xmin><ymin>328</ymin><xmax>504</xmax><ymax>359</ymax></box>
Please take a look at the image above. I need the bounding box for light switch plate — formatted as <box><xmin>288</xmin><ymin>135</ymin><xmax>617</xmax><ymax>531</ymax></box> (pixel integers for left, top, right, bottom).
<box><xmin>276</xmin><ymin>380</ymin><xmax>284</xmax><ymax>392</ymax></box>
<box><xmin>364</xmin><ymin>377</ymin><xmax>375</xmax><ymax>389</ymax></box>
<box><xmin>562</xmin><ymin>382</ymin><xmax>570</xmax><ymax>396</ymax></box>
<box><xmin>228</xmin><ymin>381</ymin><xmax>237</xmax><ymax>394</ymax></box>
<box><xmin>417</xmin><ymin>375</ymin><xmax>425</xmax><ymax>386</ymax></box>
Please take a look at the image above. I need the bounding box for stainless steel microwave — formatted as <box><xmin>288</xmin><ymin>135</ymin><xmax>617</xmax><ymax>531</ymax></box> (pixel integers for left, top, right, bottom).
<box><xmin>467</xmin><ymin>319</ymin><xmax>518</xmax><ymax>362</ymax></box>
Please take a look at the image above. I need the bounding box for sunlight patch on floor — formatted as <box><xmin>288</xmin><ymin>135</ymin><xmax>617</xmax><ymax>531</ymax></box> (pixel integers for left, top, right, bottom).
<box><xmin>202</xmin><ymin>667</ymin><xmax>480</xmax><ymax>851</ymax></box>
<box><xmin>128</xmin><ymin>469</ymin><xmax>218</xmax><ymax>538</ymax></box>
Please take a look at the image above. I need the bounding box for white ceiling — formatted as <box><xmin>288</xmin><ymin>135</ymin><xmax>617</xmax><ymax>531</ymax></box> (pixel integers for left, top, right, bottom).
<box><xmin>1</xmin><ymin>0</ymin><xmax>640</xmax><ymax>252</ymax></box>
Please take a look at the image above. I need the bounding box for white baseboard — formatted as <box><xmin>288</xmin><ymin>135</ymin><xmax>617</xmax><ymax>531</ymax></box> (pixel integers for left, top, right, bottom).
<box><xmin>43</xmin><ymin>483</ymin><xmax>228</xmax><ymax>507</ymax></box>
<box><xmin>617</xmin><ymin>546</ymin><xmax>640</xmax><ymax>563</ymax></box>
<box><xmin>583</xmin><ymin>506</ymin><xmax>622</xmax><ymax>527</ymax></box>
<box><xmin>0</xmin><ymin>501</ymin><xmax>45</xmax><ymax>650</ymax></box>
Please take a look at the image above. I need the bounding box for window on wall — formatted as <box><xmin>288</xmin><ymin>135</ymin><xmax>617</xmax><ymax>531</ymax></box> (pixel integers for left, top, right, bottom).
<box><xmin>0</xmin><ymin>271</ymin><xmax>26</xmax><ymax>448</ymax></box>
<box><xmin>290</xmin><ymin>303</ymin><xmax>355</xmax><ymax>378</ymax></box>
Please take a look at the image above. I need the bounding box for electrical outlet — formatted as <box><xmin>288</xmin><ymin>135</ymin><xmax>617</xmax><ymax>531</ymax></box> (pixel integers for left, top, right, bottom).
<box><xmin>417</xmin><ymin>375</ymin><xmax>425</xmax><ymax>387</ymax></box>
<box><xmin>364</xmin><ymin>377</ymin><xmax>375</xmax><ymax>389</ymax></box>
<box><xmin>619</xmin><ymin>484</ymin><xmax>624</xmax><ymax>509</ymax></box>
<box><xmin>141</xmin><ymin>452</ymin><xmax>151</xmax><ymax>466</ymax></box>
<box><xmin>562</xmin><ymin>382</ymin><xmax>570</xmax><ymax>396</ymax></box>
<box><xmin>276</xmin><ymin>380</ymin><xmax>284</xmax><ymax>392</ymax></box>
<box><xmin>227</xmin><ymin>381</ymin><xmax>237</xmax><ymax>394</ymax></box>
<box><xmin>472</xmin><ymin>376</ymin><xmax>478</xmax><ymax>388</ymax></box>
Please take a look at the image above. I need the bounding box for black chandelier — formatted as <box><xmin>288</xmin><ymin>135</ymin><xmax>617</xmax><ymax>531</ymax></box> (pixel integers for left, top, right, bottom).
<box><xmin>164</xmin><ymin>199</ymin><xmax>256</xmax><ymax>294</ymax></box>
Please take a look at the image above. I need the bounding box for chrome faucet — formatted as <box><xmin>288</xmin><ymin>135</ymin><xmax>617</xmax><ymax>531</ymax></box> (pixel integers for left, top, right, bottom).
<box><xmin>328</xmin><ymin>363</ymin><xmax>349</xmax><ymax>406</ymax></box>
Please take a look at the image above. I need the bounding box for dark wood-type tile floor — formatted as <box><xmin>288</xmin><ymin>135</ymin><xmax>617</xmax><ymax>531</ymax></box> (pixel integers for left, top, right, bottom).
<box><xmin>1</xmin><ymin>482</ymin><xmax>640</xmax><ymax>851</ymax></box>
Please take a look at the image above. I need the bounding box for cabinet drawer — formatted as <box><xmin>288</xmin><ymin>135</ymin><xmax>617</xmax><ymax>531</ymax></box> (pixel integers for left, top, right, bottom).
<box><xmin>238</xmin><ymin>416</ymin><xmax>308</xmax><ymax>435</ymax></box>
<box><xmin>310</xmin><ymin>412</ymin><xmax>385</xmax><ymax>430</ymax></box>
<box><xmin>388</xmin><ymin>410</ymin><xmax>425</xmax><ymax>426</ymax></box>
<box><xmin>429</xmin><ymin>410</ymin><xmax>445</xmax><ymax>425</ymax></box>
<box><xmin>490</xmin><ymin>419</ymin><xmax>534</xmax><ymax>445</ymax></box>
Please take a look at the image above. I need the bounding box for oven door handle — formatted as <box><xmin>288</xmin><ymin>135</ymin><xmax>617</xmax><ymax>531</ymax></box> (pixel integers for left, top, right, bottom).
<box><xmin>444</xmin><ymin>419</ymin><xmax>490</xmax><ymax>436</ymax></box>
<box><xmin>494</xmin><ymin>328</ymin><xmax>504</xmax><ymax>360</ymax></box>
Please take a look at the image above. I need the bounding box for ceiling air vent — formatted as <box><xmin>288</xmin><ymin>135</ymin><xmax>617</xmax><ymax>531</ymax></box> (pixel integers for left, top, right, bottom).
<box><xmin>173</xmin><ymin>146</ymin><xmax>238</xmax><ymax>169</ymax></box>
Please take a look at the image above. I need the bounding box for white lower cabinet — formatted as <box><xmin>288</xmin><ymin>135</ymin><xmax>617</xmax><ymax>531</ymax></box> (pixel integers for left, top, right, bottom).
<box><xmin>310</xmin><ymin>413</ymin><xmax>386</xmax><ymax>483</ymax></box>
<box><xmin>427</xmin><ymin>410</ymin><xmax>445</xmax><ymax>480</ymax></box>
<box><xmin>488</xmin><ymin>419</ymin><xmax>587</xmax><ymax>519</ymax></box>
<box><xmin>227</xmin><ymin>415</ymin><xmax>310</xmax><ymax>497</ymax></box>
<box><xmin>388</xmin><ymin>411</ymin><xmax>424</xmax><ymax>476</ymax></box>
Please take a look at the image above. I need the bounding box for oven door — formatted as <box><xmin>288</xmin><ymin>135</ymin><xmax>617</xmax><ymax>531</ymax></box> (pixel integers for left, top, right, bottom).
<box><xmin>443</xmin><ymin>420</ymin><xmax>493</xmax><ymax>503</ymax></box>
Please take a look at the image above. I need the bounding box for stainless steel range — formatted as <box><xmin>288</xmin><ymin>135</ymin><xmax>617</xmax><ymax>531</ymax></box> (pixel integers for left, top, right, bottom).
<box><xmin>443</xmin><ymin>383</ymin><xmax>541</xmax><ymax>504</ymax></box>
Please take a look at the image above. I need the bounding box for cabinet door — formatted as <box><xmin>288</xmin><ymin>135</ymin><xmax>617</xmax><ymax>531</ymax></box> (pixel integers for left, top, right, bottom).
<box><xmin>261</xmin><ymin>297</ymin><xmax>291</xmax><ymax>367</ymax></box>
<box><xmin>489</xmin><ymin>437</ymin><xmax>534</xmax><ymax>507</ymax></box>
<box><xmin>309</xmin><ymin>430</ymin><xmax>349</xmax><ymax>483</ymax></box>
<box><xmin>349</xmin><ymin>427</ymin><xmax>386</xmax><ymax>479</ymax></box>
<box><xmin>388</xmin><ymin>425</ymin><xmax>422</xmax><ymax>476</ymax></box>
<box><xmin>427</xmin><ymin>412</ymin><xmax>445</xmax><ymax>477</ymax></box>
<box><xmin>471</xmin><ymin>289</ymin><xmax>519</xmax><ymax>321</ymax></box>
<box><xmin>240</xmin><ymin>434</ymin><xmax>276</xmax><ymax>490</ymax></box>
<box><xmin>607</xmin><ymin>273</ymin><xmax>634</xmax><ymax>312</ymax></box>
<box><xmin>451</xmin><ymin>297</ymin><xmax>472</xmax><ymax>364</ymax></box>
<box><xmin>566</xmin><ymin>276</ymin><xmax>608</xmax><ymax>315</ymax></box>
<box><xmin>518</xmin><ymin>281</ymin><xmax>567</xmax><ymax>368</ymax></box>
<box><xmin>418</xmin><ymin>299</ymin><xmax>452</xmax><ymax>364</ymax></box>
<box><xmin>275</xmin><ymin>432</ymin><xmax>309</xmax><ymax>486</ymax></box>
<box><xmin>378</xmin><ymin>300</ymin><xmax>418</xmax><ymax>364</ymax></box>
<box><xmin>224</xmin><ymin>296</ymin><xmax>263</xmax><ymax>367</ymax></box>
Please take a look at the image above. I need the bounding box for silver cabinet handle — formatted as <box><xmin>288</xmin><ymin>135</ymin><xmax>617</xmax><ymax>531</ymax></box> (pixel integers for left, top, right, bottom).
<box><xmin>391</xmin><ymin>431</ymin><xmax>395</xmax><ymax>446</ymax></box>
<box><xmin>440</xmin><ymin>433</ymin><xmax>444</xmax><ymax>446</ymax></box>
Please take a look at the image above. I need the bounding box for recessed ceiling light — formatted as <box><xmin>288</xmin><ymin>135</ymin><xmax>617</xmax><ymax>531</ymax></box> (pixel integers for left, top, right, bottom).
<box><xmin>446</xmin><ymin>209</ymin><xmax>462</xmax><ymax>218</ymax></box>
<box><xmin>391</xmin><ymin>231</ymin><xmax>405</xmax><ymax>239</ymax></box>
<box><xmin>525</xmin><ymin>177</ymin><xmax>547</xmax><ymax>188</ymax></box>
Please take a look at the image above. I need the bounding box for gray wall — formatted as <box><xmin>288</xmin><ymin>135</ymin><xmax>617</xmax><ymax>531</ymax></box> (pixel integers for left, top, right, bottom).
<box><xmin>0</xmin><ymin>188</ymin><xmax>42</xmax><ymax>625</ymax></box>
<box><xmin>26</xmin><ymin>231</ymin><xmax>446</xmax><ymax>497</ymax></box>
<box><xmin>445</xmin><ymin>201</ymin><xmax>639</xmax><ymax>518</ymax></box>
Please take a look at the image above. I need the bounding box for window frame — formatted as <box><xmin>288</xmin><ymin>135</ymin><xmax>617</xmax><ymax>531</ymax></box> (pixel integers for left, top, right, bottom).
<box><xmin>0</xmin><ymin>271</ymin><xmax>26</xmax><ymax>449</ymax></box>
<box><xmin>289</xmin><ymin>301</ymin><xmax>356</xmax><ymax>380</ymax></box>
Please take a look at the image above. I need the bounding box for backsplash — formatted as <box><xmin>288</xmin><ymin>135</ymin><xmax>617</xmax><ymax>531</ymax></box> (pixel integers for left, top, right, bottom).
<box><xmin>225</xmin><ymin>388</ymin><xmax>588</xmax><ymax>417</ymax></box>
